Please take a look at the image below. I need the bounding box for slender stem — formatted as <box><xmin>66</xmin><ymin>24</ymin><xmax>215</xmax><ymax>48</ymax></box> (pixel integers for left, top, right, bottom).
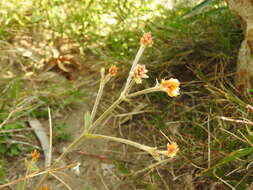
<box><xmin>35</xmin><ymin>134</ymin><xmax>85</xmax><ymax>190</ymax></box>
<box><xmin>125</xmin><ymin>79</ymin><xmax>135</xmax><ymax>95</ymax></box>
<box><xmin>1</xmin><ymin>163</ymin><xmax>77</xmax><ymax>189</ymax></box>
<box><xmin>127</xmin><ymin>86</ymin><xmax>160</xmax><ymax>98</ymax></box>
<box><xmin>89</xmin><ymin>96</ymin><xmax>123</xmax><ymax>131</ymax></box>
<box><xmin>83</xmin><ymin>133</ymin><xmax>167</xmax><ymax>156</ymax></box>
<box><xmin>55</xmin><ymin>133</ymin><xmax>86</xmax><ymax>163</ymax></box>
<box><xmin>90</xmin><ymin>75</ymin><xmax>109</xmax><ymax>123</ymax></box>
<box><xmin>35</xmin><ymin>172</ymin><xmax>49</xmax><ymax>190</ymax></box>
<box><xmin>122</xmin><ymin>45</ymin><xmax>145</xmax><ymax>94</ymax></box>
<box><xmin>48</xmin><ymin>107</ymin><xmax>52</xmax><ymax>167</ymax></box>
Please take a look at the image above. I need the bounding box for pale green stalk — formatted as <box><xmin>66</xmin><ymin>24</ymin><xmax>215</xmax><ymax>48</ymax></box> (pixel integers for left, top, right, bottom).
<box><xmin>90</xmin><ymin>74</ymin><xmax>110</xmax><ymax>123</ymax></box>
<box><xmin>122</xmin><ymin>45</ymin><xmax>145</xmax><ymax>95</ymax></box>
<box><xmin>89</xmin><ymin>96</ymin><xmax>123</xmax><ymax>131</ymax></box>
<box><xmin>127</xmin><ymin>86</ymin><xmax>160</xmax><ymax>98</ymax></box>
<box><xmin>83</xmin><ymin>133</ymin><xmax>167</xmax><ymax>158</ymax></box>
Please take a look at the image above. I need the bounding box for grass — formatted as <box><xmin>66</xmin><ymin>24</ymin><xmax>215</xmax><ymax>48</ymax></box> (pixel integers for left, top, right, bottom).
<box><xmin>0</xmin><ymin>0</ymin><xmax>253</xmax><ymax>189</ymax></box>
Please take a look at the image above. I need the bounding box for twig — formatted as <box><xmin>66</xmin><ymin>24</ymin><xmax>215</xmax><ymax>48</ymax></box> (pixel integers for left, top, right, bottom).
<box><xmin>0</xmin><ymin>128</ymin><xmax>33</xmax><ymax>133</ymax></box>
<box><xmin>127</xmin><ymin>86</ymin><xmax>160</xmax><ymax>98</ymax></box>
<box><xmin>0</xmin><ymin>163</ymin><xmax>77</xmax><ymax>188</ymax></box>
<box><xmin>207</xmin><ymin>114</ymin><xmax>211</xmax><ymax>169</ymax></box>
<box><xmin>48</xmin><ymin>107</ymin><xmax>53</xmax><ymax>167</ymax></box>
<box><xmin>122</xmin><ymin>45</ymin><xmax>145</xmax><ymax>94</ymax></box>
<box><xmin>220</xmin><ymin>116</ymin><xmax>253</xmax><ymax>126</ymax></box>
<box><xmin>213</xmin><ymin>168</ymin><xmax>235</xmax><ymax>190</ymax></box>
<box><xmin>0</xmin><ymin>109</ymin><xmax>17</xmax><ymax>129</ymax></box>
<box><xmin>49</xmin><ymin>172</ymin><xmax>73</xmax><ymax>190</ymax></box>
<box><xmin>246</xmin><ymin>105</ymin><xmax>253</xmax><ymax>112</ymax></box>
<box><xmin>220</xmin><ymin>128</ymin><xmax>247</xmax><ymax>144</ymax></box>
<box><xmin>90</xmin><ymin>71</ymin><xmax>109</xmax><ymax>123</ymax></box>
<box><xmin>133</xmin><ymin>159</ymin><xmax>170</xmax><ymax>178</ymax></box>
<box><xmin>0</xmin><ymin>96</ymin><xmax>37</xmax><ymax>129</ymax></box>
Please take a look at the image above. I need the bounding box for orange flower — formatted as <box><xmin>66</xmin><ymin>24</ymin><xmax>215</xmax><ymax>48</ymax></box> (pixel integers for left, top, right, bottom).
<box><xmin>40</xmin><ymin>186</ymin><xmax>51</xmax><ymax>190</ymax></box>
<box><xmin>31</xmin><ymin>149</ymin><xmax>40</xmax><ymax>161</ymax></box>
<box><xmin>140</xmin><ymin>32</ymin><xmax>153</xmax><ymax>47</ymax></box>
<box><xmin>108</xmin><ymin>65</ymin><xmax>118</xmax><ymax>76</ymax></box>
<box><xmin>160</xmin><ymin>78</ymin><xmax>180</xmax><ymax>97</ymax></box>
<box><xmin>167</xmin><ymin>142</ymin><xmax>179</xmax><ymax>158</ymax></box>
<box><xmin>134</xmin><ymin>64</ymin><xmax>149</xmax><ymax>84</ymax></box>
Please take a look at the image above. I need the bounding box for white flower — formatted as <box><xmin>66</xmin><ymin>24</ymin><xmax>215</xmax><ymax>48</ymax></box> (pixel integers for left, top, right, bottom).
<box><xmin>72</xmin><ymin>162</ymin><xmax>81</xmax><ymax>176</ymax></box>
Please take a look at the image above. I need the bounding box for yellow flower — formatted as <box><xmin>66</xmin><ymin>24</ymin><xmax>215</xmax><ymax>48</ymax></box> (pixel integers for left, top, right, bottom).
<box><xmin>167</xmin><ymin>142</ymin><xmax>179</xmax><ymax>158</ymax></box>
<box><xmin>160</xmin><ymin>78</ymin><xmax>180</xmax><ymax>97</ymax></box>
<box><xmin>134</xmin><ymin>64</ymin><xmax>149</xmax><ymax>84</ymax></box>
<box><xmin>140</xmin><ymin>32</ymin><xmax>153</xmax><ymax>47</ymax></box>
<box><xmin>108</xmin><ymin>65</ymin><xmax>118</xmax><ymax>76</ymax></box>
<box><xmin>31</xmin><ymin>149</ymin><xmax>40</xmax><ymax>161</ymax></box>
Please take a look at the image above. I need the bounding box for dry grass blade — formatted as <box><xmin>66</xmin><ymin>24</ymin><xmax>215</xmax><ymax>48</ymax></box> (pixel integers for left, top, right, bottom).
<box><xmin>0</xmin><ymin>163</ymin><xmax>77</xmax><ymax>188</ymax></box>
<box><xmin>49</xmin><ymin>172</ymin><xmax>73</xmax><ymax>190</ymax></box>
<box><xmin>48</xmin><ymin>107</ymin><xmax>53</xmax><ymax>167</ymax></box>
<box><xmin>220</xmin><ymin>116</ymin><xmax>253</xmax><ymax>126</ymax></box>
<box><xmin>28</xmin><ymin>118</ymin><xmax>50</xmax><ymax>167</ymax></box>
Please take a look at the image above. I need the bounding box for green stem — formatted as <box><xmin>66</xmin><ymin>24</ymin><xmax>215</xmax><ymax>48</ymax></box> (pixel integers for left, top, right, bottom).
<box><xmin>83</xmin><ymin>133</ymin><xmax>167</xmax><ymax>157</ymax></box>
<box><xmin>127</xmin><ymin>86</ymin><xmax>160</xmax><ymax>98</ymax></box>
<box><xmin>122</xmin><ymin>45</ymin><xmax>145</xmax><ymax>94</ymax></box>
<box><xmin>90</xmin><ymin>75</ymin><xmax>109</xmax><ymax>123</ymax></box>
<box><xmin>88</xmin><ymin>96</ymin><xmax>123</xmax><ymax>131</ymax></box>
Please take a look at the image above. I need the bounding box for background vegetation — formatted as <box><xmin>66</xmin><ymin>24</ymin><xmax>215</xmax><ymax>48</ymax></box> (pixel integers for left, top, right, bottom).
<box><xmin>0</xmin><ymin>0</ymin><xmax>252</xmax><ymax>189</ymax></box>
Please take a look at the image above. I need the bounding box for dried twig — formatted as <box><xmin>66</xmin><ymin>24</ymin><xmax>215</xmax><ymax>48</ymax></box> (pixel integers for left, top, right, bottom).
<box><xmin>220</xmin><ymin>116</ymin><xmax>253</xmax><ymax>126</ymax></box>
<box><xmin>0</xmin><ymin>163</ymin><xmax>77</xmax><ymax>189</ymax></box>
<box><xmin>49</xmin><ymin>172</ymin><xmax>73</xmax><ymax>190</ymax></box>
<box><xmin>48</xmin><ymin>107</ymin><xmax>53</xmax><ymax>167</ymax></box>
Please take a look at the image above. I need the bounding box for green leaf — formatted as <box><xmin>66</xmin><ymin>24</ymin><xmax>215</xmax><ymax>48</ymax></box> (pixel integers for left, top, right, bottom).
<box><xmin>153</xmin><ymin>115</ymin><xmax>166</xmax><ymax>130</ymax></box>
<box><xmin>0</xmin><ymin>160</ymin><xmax>5</xmax><ymax>183</ymax></box>
<box><xmin>182</xmin><ymin>0</ymin><xmax>219</xmax><ymax>18</ymax></box>
<box><xmin>214</xmin><ymin>147</ymin><xmax>253</xmax><ymax>169</ymax></box>
<box><xmin>3</xmin><ymin>121</ymin><xmax>24</xmax><ymax>130</ymax></box>
<box><xmin>10</xmin><ymin>78</ymin><xmax>21</xmax><ymax>99</ymax></box>
<box><xmin>8</xmin><ymin>144</ymin><xmax>21</xmax><ymax>157</ymax></box>
<box><xmin>17</xmin><ymin>180</ymin><xmax>25</xmax><ymax>190</ymax></box>
<box><xmin>116</xmin><ymin>161</ymin><xmax>130</xmax><ymax>174</ymax></box>
<box><xmin>84</xmin><ymin>111</ymin><xmax>91</xmax><ymax>131</ymax></box>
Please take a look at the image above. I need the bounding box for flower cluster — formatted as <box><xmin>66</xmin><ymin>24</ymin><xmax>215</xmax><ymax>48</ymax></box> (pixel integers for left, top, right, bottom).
<box><xmin>141</xmin><ymin>32</ymin><xmax>153</xmax><ymax>47</ymax></box>
<box><xmin>40</xmin><ymin>186</ymin><xmax>51</xmax><ymax>190</ymax></box>
<box><xmin>134</xmin><ymin>64</ymin><xmax>149</xmax><ymax>84</ymax></box>
<box><xmin>160</xmin><ymin>78</ymin><xmax>180</xmax><ymax>97</ymax></box>
<box><xmin>167</xmin><ymin>142</ymin><xmax>179</xmax><ymax>158</ymax></box>
<box><xmin>108</xmin><ymin>65</ymin><xmax>118</xmax><ymax>76</ymax></box>
<box><xmin>31</xmin><ymin>149</ymin><xmax>40</xmax><ymax>161</ymax></box>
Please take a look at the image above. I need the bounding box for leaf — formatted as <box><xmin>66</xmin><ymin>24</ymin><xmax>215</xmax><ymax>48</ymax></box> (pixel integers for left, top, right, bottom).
<box><xmin>214</xmin><ymin>147</ymin><xmax>253</xmax><ymax>169</ymax></box>
<box><xmin>116</xmin><ymin>161</ymin><xmax>130</xmax><ymax>174</ymax></box>
<box><xmin>10</xmin><ymin>78</ymin><xmax>21</xmax><ymax>99</ymax></box>
<box><xmin>153</xmin><ymin>115</ymin><xmax>166</xmax><ymax>130</ymax></box>
<box><xmin>182</xmin><ymin>0</ymin><xmax>218</xmax><ymax>18</ymax></box>
<box><xmin>24</xmin><ymin>159</ymin><xmax>40</xmax><ymax>173</ymax></box>
<box><xmin>17</xmin><ymin>180</ymin><xmax>25</xmax><ymax>190</ymax></box>
<box><xmin>84</xmin><ymin>111</ymin><xmax>91</xmax><ymax>131</ymax></box>
<box><xmin>57</xmin><ymin>60</ymin><xmax>70</xmax><ymax>72</ymax></box>
<box><xmin>28</xmin><ymin>118</ymin><xmax>49</xmax><ymax>167</ymax></box>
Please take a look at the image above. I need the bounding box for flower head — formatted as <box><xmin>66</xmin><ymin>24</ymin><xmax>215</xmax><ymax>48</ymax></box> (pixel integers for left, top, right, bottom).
<box><xmin>40</xmin><ymin>186</ymin><xmax>51</xmax><ymax>190</ymax></box>
<box><xmin>72</xmin><ymin>162</ymin><xmax>81</xmax><ymax>176</ymax></box>
<box><xmin>160</xmin><ymin>78</ymin><xmax>180</xmax><ymax>97</ymax></box>
<box><xmin>140</xmin><ymin>32</ymin><xmax>153</xmax><ymax>47</ymax></box>
<box><xmin>167</xmin><ymin>142</ymin><xmax>179</xmax><ymax>158</ymax></box>
<box><xmin>108</xmin><ymin>65</ymin><xmax>118</xmax><ymax>76</ymax></box>
<box><xmin>31</xmin><ymin>149</ymin><xmax>40</xmax><ymax>161</ymax></box>
<box><xmin>134</xmin><ymin>64</ymin><xmax>149</xmax><ymax>84</ymax></box>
